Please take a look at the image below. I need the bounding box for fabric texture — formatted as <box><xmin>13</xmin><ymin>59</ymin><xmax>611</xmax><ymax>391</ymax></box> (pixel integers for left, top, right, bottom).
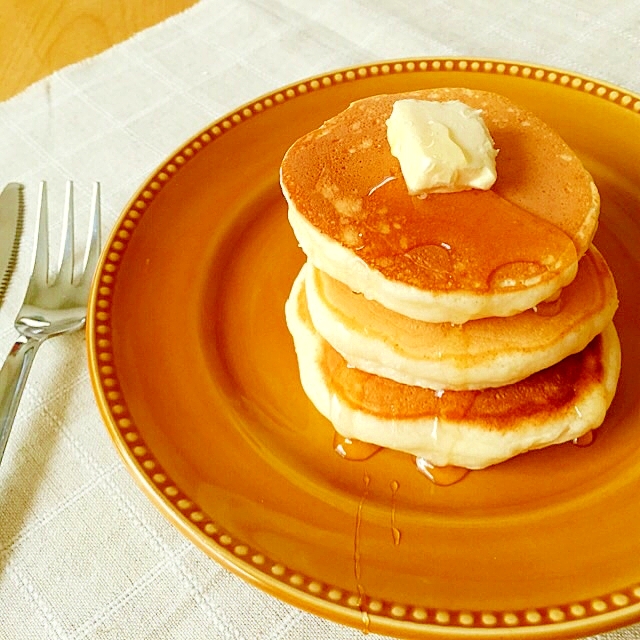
<box><xmin>0</xmin><ymin>1</ymin><xmax>639</xmax><ymax>638</ymax></box>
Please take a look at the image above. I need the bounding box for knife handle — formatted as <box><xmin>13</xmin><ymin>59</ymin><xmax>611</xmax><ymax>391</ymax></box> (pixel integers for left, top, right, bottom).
<box><xmin>0</xmin><ymin>336</ymin><xmax>42</xmax><ymax>466</ymax></box>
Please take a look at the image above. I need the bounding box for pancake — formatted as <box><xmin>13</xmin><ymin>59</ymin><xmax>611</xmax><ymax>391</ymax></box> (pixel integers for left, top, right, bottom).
<box><xmin>284</xmin><ymin>268</ymin><xmax>621</xmax><ymax>470</ymax></box>
<box><xmin>304</xmin><ymin>245</ymin><xmax>618</xmax><ymax>390</ymax></box>
<box><xmin>281</xmin><ymin>88</ymin><xmax>600</xmax><ymax>324</ymax></box>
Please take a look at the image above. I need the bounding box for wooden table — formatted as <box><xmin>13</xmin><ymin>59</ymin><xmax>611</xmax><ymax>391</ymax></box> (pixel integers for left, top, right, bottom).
<box><xmin>0</xmin><ymin>0</ymin><xmax>197</xmax><ymax>101</ymax></box>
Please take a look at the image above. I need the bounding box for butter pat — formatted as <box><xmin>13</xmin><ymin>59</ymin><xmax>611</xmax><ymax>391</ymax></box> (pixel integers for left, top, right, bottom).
<box><xmin>386</xmin><ymin>99</ymin><xmax>498</xmax><ymax>195</ymax></box>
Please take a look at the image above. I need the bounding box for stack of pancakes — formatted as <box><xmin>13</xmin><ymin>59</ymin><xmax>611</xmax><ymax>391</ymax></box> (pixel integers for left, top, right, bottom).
<box><xmin>281</xmin><ymin>87</ymin><xmax>620</xmax><ymax>471</ymax></box>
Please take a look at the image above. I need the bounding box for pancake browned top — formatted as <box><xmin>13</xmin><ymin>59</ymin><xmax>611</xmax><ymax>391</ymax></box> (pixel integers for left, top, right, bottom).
<box><xmin>321</xmin><ymin>335</ymin><xmax>603</xmax><ymax>426</ymax></box>
<box><xmin>281</xmin><ymin>88</ymin><xmax>598</xmax><ymax>296</ymax></box>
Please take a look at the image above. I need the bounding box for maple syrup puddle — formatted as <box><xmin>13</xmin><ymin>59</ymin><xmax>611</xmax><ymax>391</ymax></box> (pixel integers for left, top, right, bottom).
<box><xmin>415</xmin><ymin>457</ymin><xmax>470</xmax><ymax>486</ymax></box>
<box><xmin>333</xmin><ymin>432</ymin><xmax>469</xmax><ymax>486</ymax></box>
<box><xmin>532</xmin><ymin>293</ymin><xmax>563</xmax><ymax>316</ymax></box>
<box><xmin>334</xmin><ymin>433</ymin><xmax>381</xmax><ymax>460</ymax></box>
<box><xmin>573</xmin><ymin>429</ymin><xmax>595</xmax><ymax>447</ymax></box>
<box><xmin>334</xmin><ymin>429</ymin><xmax>597</xmax><ymax>486</ymax></box>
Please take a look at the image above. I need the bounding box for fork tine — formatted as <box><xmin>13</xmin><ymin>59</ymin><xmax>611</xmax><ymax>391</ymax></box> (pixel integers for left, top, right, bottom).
<box><xmin>0</xmin><ymin>181</ymin><xmax>100</xmax><ymax>470</ymax></box>
<box><xmin>57</xmin><ymin>181</ymin><xmax>75</xmax><ymax>284</ymax></box>
<box><xmin>31</xmin><ymin>182</ymin><xmax>50</xmax><ymax>286</ymax></box>
<box><xmin>80</xmin><ymin>182</ymin><xmax>101</xmax><ymax>285</ymax></box>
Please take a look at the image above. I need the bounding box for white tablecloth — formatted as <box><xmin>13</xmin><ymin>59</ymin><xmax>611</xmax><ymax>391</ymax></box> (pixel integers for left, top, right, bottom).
<box><xmin>1</xmin><ymin>1</ymin><xmax>639</xmax><ymax>638</ymax></box>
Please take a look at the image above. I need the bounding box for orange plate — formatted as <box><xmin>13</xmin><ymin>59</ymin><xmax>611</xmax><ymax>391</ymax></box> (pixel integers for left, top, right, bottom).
<box><xmin>88</xmin><ymin>59</ymin><xmax>640</xmax><ymax>639</ymax></box>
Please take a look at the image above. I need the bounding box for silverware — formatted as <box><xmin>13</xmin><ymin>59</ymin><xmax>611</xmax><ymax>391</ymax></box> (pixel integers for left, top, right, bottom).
<box><xmin>0</xmin><ymin>183</ymin><xmax>24</xmax><ymax>305</ymax></box>
<box><xmin>0</xmin><ymin>182</ymin><xmax>101</xmax><ymax>466</ymax></box>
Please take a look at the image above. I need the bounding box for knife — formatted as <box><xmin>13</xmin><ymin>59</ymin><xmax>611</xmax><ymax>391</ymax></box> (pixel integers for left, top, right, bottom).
<box><xmin>0</xmin><ymin>183</ymin><xmax>24</xmax><ymax>305</ymax></box>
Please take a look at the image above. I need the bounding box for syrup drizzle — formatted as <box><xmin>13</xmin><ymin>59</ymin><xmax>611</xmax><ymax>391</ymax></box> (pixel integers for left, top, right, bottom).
<box><xmin>390</xmin><ymin>480</ymin><xmax>401</xmax><ymax>546</ymax></box>
<box><xmin>573</xmin><ymin>429</ymin><xmax>595</xmax><ymax>447</ymax></box>
<box><xmin>354</xmin><ymin>472</ymin><xmax>371</xmax><ymax>632</ymax></box>
<box><xmin>333</xmin><ymin>432</ymin><xmax>471</xmax><ymax>486</ymax></box>
<box><xmin>334</xmin><ymin>433</ymin><xmax>381</xmax><ymax>460</ymax></box>
<box><xmin>334</xmin><ymin>420</ymin><xmax>595</xmax><ymax>509</ymax></box>
<box><xmin>532</xmin><ymin>296</ymin><xmax>563</xmax><ymax>317</ymax></box>
<box><xmin>415</xmin><ymin>457</ymin><xmax>469</xmax><ymax>486</ymax></box>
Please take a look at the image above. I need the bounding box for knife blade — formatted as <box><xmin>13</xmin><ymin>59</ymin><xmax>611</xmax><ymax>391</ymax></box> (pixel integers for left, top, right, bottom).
<box><xmin>0</xmin><ymin>183</ymin><xmax>24</xmax><ymax>305</ymax></box>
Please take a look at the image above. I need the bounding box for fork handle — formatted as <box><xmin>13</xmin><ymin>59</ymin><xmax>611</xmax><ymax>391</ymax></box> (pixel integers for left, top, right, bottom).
<box><xmin>0</xmin><ymin>336</ymin><xmax>42</xmax><ymax>465</ymax></box>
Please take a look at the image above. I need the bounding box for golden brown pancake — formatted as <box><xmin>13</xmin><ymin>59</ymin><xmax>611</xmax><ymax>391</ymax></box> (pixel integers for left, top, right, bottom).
<box><xmin>284</xmin><ymin>269</ymin><xmax>621</xmax><ymax>470</ymax></box>
<box><xmin>304</xmin><ymin>245</ymin><xmax>618</xmax><ymax>390</ymax></box>
<box><xmin>281</xmin><ymin>88</ymin><xmax>600</xmax><ymax>323</ymax></box>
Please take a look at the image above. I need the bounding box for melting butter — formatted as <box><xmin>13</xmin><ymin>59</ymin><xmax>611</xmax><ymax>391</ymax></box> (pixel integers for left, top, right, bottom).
<box><xmin>385</xmin><ymin>99</ymin><xmax>498</xmax><ymax>195</ymax></box>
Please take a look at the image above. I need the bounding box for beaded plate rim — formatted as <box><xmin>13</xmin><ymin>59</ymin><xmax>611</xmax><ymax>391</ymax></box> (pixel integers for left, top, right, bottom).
<box><xmin>88</xmin><ymin>57</ymin><xmax>640</xmax><ymax>638</ymax></box>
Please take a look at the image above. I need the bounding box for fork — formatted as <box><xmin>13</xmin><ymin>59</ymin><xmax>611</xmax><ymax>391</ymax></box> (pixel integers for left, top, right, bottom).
<box><xmin>0</xmin><ymin>182</ymin><xmax>101</xmax><ymax>466</ymax></box>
